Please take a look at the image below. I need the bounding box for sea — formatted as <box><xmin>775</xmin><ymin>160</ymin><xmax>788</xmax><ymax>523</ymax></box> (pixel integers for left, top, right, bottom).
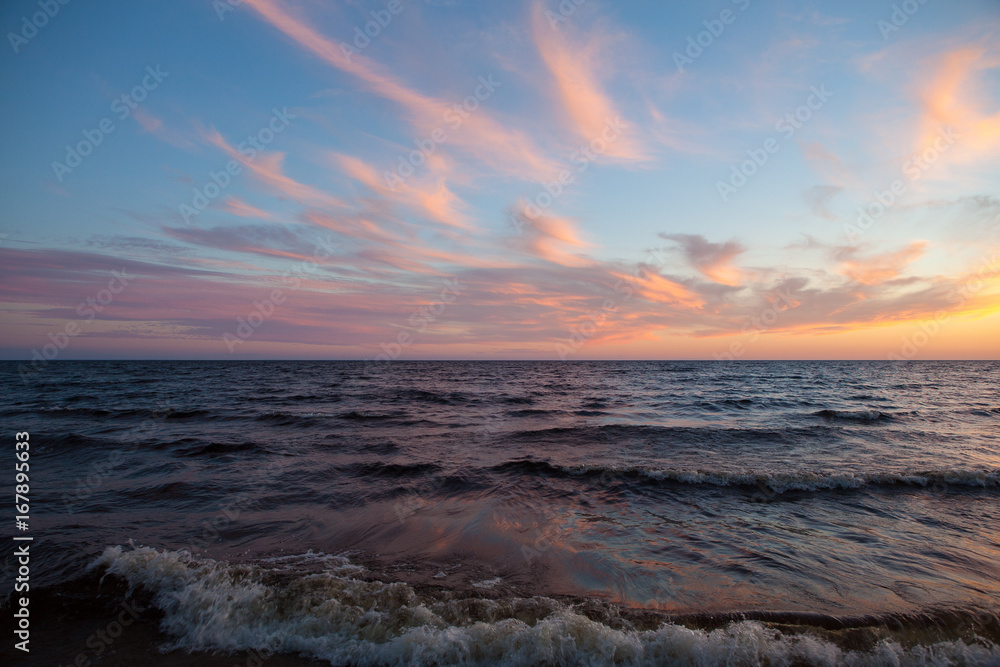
<box><xmin>1</xmin><ymin>360</ymin><xmax>999</xmax><ymax>666</ymax></box>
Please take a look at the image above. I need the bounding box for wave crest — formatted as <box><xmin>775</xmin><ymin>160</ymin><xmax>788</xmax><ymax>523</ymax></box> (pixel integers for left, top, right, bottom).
<box><xmin>814</xmin><ymin>409</ymin><xmax>897</xmax><ymax>423</ymax></box>
<box><xmin>493</xmin><ymin>460</ymin><xmax>1000</xmax><ymax>494</ymax></box>
<box><xmin>91</xmin><ymin>546</ymin><xmax>1000</xmax><ymax>667</ymax></box>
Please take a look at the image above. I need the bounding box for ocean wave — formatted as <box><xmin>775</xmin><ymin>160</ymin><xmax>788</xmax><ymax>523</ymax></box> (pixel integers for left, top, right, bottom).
<box><xmin>338</xmin><ymin>410</ymin><xmax>396</xmax><ymax>421</ymax></box>
<box><xmin>92</xmin><ymin>546</ymin><xmax>1000</xmax><ymax>667</ymax></box>
<box><xmin>392</xmin><ymin>389</ymin><xmax>469</xmax><ymax>405</ymax></box>
<box><xmin>174</xmin><ymin>440</ymin><xmax>267</xmax><ymax>458</ymax></box>
<box><xmin>492</xmin><ymin>460</ymin><xmax>1000</xmax><ymax>494</ymax></box>
<box><xmin>507</xmin><ymin>408</ymin><xmax>560</xmax><ymax>417</ymax></box>
<box><xmin>33</xmin><ymin>406</ymin><xmax>216</xmax><ymax>420</ymax></box>
<box><xmin>284</xmin><ymin>393</ymin><xmax>342</xmax><ymax>402</ymax></box>
<box><xmin>813</xmin><ymin>409</ymin><xmax>901</xmax><ymax>423</ymax></box>
<box><xmin>254</xmin><ymin>411</ymin><xmax>327</xmax><ymax>426</ymax></box>
<box><xmin>342</xmin><ymin>461</ymin><xmax>442</xmax><ymax>478</ymax></box>
<box><xmin>689</xmin><ymin>398</ymin><xmax>772</xmax><ymax>412</ymax></box>
<box><xmin>509</xmin><ymin>423</ymin><xmax>824</xmax><ymax>445</ymax></box>
<box><xmin>502</xmin><ymin>395</ymin><xmax>535</xmax><ymax>405</ymax></box>
<box><xmin>45</xmin><ymin>432</ymin><xmax>109</xmax><ymax>449</ymax></box>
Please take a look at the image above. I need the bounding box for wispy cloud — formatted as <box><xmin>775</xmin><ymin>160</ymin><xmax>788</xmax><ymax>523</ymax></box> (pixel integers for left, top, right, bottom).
<box><xmin>222</xmin><ymin>198</ymin><xmax>273</xmax><ymax>220</ymax></box>
<box><xmin>513</xmin><ymin>209</ymin><xmax>593</xmax><ymax>267</ymax></box>
<box><xmin>203</xmin><ymin>128</ymin><xmax>345</xmax><ymax>212</ymax></box>
<box><xmin>838</xmin><ymin>241</ymin><xmax>928</xmax><ymax>285</ymax></box>
<box><xmin>240</xmin><ymin>0</ymin><xmax>559</xmax><ymax>180</ymax></box>
<box><xmin>531</xmin><ymin>2</ymin><xmax>647</xmax><ymax>162</ymax></box>
<box><xmin>916</xmin><ymin>45</ymin><xmax>1000</xmax><ymax>164</ymax></box>
<box><xmin>334</xmin><ymin>153</ymin><xmax>470</xmax><ymax>230</ymax></box>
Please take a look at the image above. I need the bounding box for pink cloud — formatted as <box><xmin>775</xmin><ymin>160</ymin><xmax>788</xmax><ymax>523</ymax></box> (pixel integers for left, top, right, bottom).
<box><xmin>203</xmin><ymin>128</ymin><xmax>346</xmax><ymax>212</ymax></box>
<box><xmin>133</xmin><ymin>108</ymin><xmax>163</xmax><ymax>133</ymax></box>
<box><xmin>334</xmin><ymin>153</ymin><xmax>470</xmax><ymax>230</ymax></box>
<box><xmin>241</xmin><ymin>0</ymin><xmax>559</xmax><ymax>180</ymax></box>
<box><xmin>131</xmin><ymin>109</ymin><xmax>196</xmax><ymax>149</ymax></box>
<box><xmin>514</xmin><ymin>209</ymin><xmax>593</xmax><ymax>267</ymax></box>
<box><xmin>2</xmin><ymin>232</ymin><xmax>997</xmax><ymax>358</ymax></box>
<box><xmin>222</xmin><ymin>197</ymin><xmax>273</xmax><ymax>220</ymax></box>
<box><xmin>531</xmin><ymin>2</ymin><xmax>647</xmax><ymax>162</ymax></box>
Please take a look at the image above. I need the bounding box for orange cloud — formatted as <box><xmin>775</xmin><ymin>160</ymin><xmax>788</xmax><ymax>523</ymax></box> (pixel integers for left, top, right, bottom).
<box><xmin>514</xmin><ymin>209</ymin><xmax>593</xmax><ymax>267</ymax></box>
<box><xmin>624</xmin><ymin>269</ymin><xmax>703</xmax><ymax>309</ymax></box>
<box><xmin>334</xmin><ymin>154</ymin><xmax>470</xmax><ymax>230</ymax></box>
<box><xmin>660</xmin><ymin>234</ymin><xmax>745</xmax><ymax>286</ymax></box>
<box><xmin>917</xmin><ymin>46</ymin><xmax>1000</xmax><ymax>163</ymax></box>
<box><xmin>531</xmin><ymin>2</ymin><xmax>646</xmax><ymax>161</ymax></box>
<box><xmin>840</xmin><ymin>241</ymin><xmax>927</xmax><ymax>285</ymax></box>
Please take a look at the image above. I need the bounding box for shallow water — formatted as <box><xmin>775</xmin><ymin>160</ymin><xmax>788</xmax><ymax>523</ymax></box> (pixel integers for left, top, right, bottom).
<box><xmin>3</xmin><ymin>360</ymin><xmax>999</xmax><ymax>665</ymax></box>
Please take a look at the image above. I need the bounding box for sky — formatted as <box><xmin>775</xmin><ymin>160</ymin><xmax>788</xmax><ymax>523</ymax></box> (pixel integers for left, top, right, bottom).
<box><xmin>1</xmin><ymin>0</ymin><xmax>999</xmax><ymax>362</ymax></box>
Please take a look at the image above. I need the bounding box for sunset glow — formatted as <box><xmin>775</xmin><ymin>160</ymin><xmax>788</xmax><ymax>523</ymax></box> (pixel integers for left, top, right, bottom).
<box><xmin>2</xmin><ymin>0</ymin><xmax>998</xmax><ymax>361</ymax></box>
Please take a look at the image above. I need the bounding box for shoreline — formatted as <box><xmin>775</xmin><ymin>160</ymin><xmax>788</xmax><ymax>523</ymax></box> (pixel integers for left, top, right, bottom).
<box><xmin>4</xmin><ymin>559</ymin><xmax>998</xmax><ymax>666</ymax></box>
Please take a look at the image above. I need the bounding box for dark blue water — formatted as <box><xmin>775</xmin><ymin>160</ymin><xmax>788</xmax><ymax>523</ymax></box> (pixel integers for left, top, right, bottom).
<box><xmin>2</xmin><ymin>360</ymin><xmax>999</xmax><ymax>665</ymax></box>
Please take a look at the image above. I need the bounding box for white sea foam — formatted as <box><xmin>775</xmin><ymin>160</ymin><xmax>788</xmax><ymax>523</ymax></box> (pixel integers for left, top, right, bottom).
<box><xmin>471</xmin><ymin>576</ymin><xmax>503</xmax><ymax>589</ymax></box>
<box><xmin>93</xmin><ymin>546</ymin><xmax>1000</xmax><ymax>666</ymax></box>
<box><xmin>258</xmin><ymin>549</ymin><xmax>365</xmax><ymax>573</ymax></box>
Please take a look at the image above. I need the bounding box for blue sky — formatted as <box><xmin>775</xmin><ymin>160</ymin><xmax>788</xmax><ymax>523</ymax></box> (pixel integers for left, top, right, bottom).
<box><xmin>1</xmin><ymin>0</ymin><xmax>999</xmax><ymax>362</ymax></box>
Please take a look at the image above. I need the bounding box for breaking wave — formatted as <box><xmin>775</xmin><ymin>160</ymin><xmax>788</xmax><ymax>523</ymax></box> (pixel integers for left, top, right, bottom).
<box><xmin>92</xmin><ymin>546</ymin><xmax>1000</xmax><ymax>667</ymax></box>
